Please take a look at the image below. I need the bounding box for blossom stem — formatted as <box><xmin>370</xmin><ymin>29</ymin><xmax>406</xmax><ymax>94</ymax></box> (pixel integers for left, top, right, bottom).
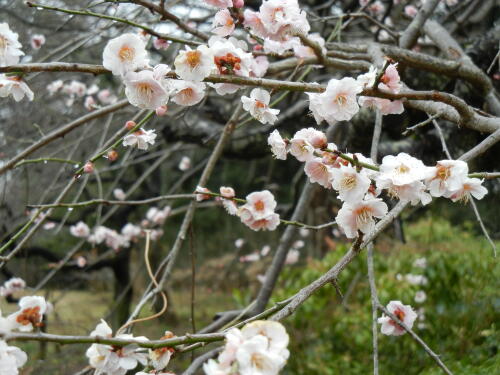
<box><xmin>14</xmin><ymin>157</ymin><xmax>80</xmax><ymax>169</ymax></box>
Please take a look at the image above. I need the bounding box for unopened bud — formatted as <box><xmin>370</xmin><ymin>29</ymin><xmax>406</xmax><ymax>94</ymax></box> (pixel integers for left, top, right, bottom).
<box><xmin>83</xmin><ymin>161</ymin><xmax>94</xmax><ymax>174</ymax></box>
<box><xmin>125</xmin><ymin>120</ymin><xmax>136</xmax><ymax>130</ymax></box>
<box><xmin>107</xmin><ymin>150</ymin><xmax>118</xmax><ymax>162</ymax></box>
<box><xmin>156</xmin><ymin>105</ymin><xmax>168</xmax><ymax>116</ymax></box>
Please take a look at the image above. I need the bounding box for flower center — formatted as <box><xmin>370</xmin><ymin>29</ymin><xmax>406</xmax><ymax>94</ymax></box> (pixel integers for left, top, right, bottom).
<box><xmin>0</xmin><ymin>36</ymin><xmax>6</xmax><ymax>51</ymax></box>
<box><xmin>16</xmin><ymin>306</ymin><xmax>43</xmax><ymax>327</ymax></box>
<box><xmin>255</xmin><ymin>100</ymin><xmax>266</xmax><ymax>109</ymax></box>
<box><xmin>335</xmin><ymin>94</ymin><xmax>347</xmax><ymax>106</ymax></box>
<box><xmin>340</xmin><ymin>174</ymin><xmax>357</xmax><ymax>190</ymax></box>
<box><xmin>214</xmin><ymin>53</ymin><xmax>242</xmax><ymax>75</ymax></box>
<box><xmin>251</xmin><ymin>353</ymin><xmax>266</xmax><ymax>369</ymax></box>
<box><xmin>118</xmin><ymin>45</ymin><xmax>135</xmax><ymax>62</ymax></box>
<box><xmin>394</xmin><ymin>308</ymin><xmax>405</xmax><ymax>321</ymax></box>
<box><xmin>179</xmin><ymin>87</ymin><xmax>194</xmax><ymax>100</ymax></box>
<box><xmin>436</xmin><ymin>164</ymin><xmax>451</xmax><ymax>181</ymax></box>
<box><xmin>186</xmin><ymin>50</ymin><xmax>201</xmax><ymax>68</ymax></box>
<box><xmin>137</xmin><ymin>83</ymin><xmax>154</xmax><ymax>100</ymax></box>
<box><xmin>396</xmin><ymin>164</ymin><xmax>410</xmax><ymax>174</ymax></box>
<box><xmin>355</xmin><ymin>206</ymin><xmax>372</xmax><ymax>226</ymax></box>
<box><xmin>254</xmin><ymin>200</ymin><xmax>265</xmax><ymax>211</ymax></box>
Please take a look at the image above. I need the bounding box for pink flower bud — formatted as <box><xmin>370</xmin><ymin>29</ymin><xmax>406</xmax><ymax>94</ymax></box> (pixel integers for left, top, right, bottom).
<box><xmin>107</xmin><ymin>150</ymin><xmax>118</xmax><ymax>162</ymax></box>
<box><xmin>156</xmin><ymin>105</ymin><xmax>168</xmax><ymax>116</ymax></box>
<box><xmin>233</xmin><ymin>0</ymin><xmax>244</xmax><ymax>8</ymax></box>
<box><xmin>83</xmin><ymin>161</ymin><xmax>94</xmax><ymax>174</ymax></box>
<box><xmin>125</xmin><ymin>120</ymin><xmax>136</xmax><ymax>130</ymax></box>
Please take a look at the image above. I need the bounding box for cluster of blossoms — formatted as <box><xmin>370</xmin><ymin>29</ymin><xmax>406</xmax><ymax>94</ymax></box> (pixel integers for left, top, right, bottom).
<box><xmin>308</xmin><ymin>63</ymin><xmax>404</xmax><ymax>126</ymax></box>
<box><xmin>0</xmin><ymin>277</ymin><xmax>26</xmax><ymax>298</ymax></box>
<box><xmin>69</xmin><ymin>205</ymin><xmax>170</xmax><ymax>251</ymax></box>
<box><xmin>203</xmin><ymin>320</ymin><xmax>290</xmax><ymax>375</ymax></box>
<box><xmin>378</xmin><ymin>300</ymin><xmax>418</xmax><ymax>336</ymax></box>
<box><xmin>0</xmin><ymin>296</ymin><xmax>50</xmax><ymax>374</ymax></box>
<box><xmin>86</xmin><ymin>320</ymin><xmax>176</xmax><ymax>375</ymax></box>
<box><xmin>242</xmin><ymin>0</ymin><xmax>318</xmax><ymax>56</ymax></box>
<box><xmin>267</xmin><ymin>128</ymin><xmax>487</xmax><ymax>239</ymax></box>
<box><xmin>197</xmin><ymin>187</ymin><xmax>281</xmax><ymax>231</ymax></box>
<box><xmin>47</xmin><ymin>79</ymin><xmax>117</xmax><ymax>109</ymax></box>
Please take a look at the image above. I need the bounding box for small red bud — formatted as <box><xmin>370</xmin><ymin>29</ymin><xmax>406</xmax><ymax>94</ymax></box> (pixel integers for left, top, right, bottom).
<box><xmin>125</xmin><ymin>120</ymin><xmax>136</xmax><ymax>130</ymax></box>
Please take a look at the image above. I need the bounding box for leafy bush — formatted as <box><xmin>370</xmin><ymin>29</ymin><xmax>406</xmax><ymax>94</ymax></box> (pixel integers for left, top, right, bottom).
<box><xmin>269</xmin><ymin>218</ymin><xmax>499</xmax><ymax>374</ymax></box>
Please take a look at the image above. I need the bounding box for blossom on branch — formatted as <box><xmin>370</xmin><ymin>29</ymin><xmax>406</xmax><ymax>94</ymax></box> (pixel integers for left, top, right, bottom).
<box><xmin>0</xmin><ymin>340</ymin><xmax>27</xmax><ymax>375</ymax></box>
<box><xmin>378</xmin><ymin>301</ymin><xmax>417</xmax><ymax>336</ymax></box>
<box><xmin>0</xmin><ymin>75</ymin><xmax>34</xmax><ymax>102</ymax></box>
<box><xmin>238</xmin><ymin>190</ymin><xmax>280</xmax><ymax>231</ymax></box>
<box><xmin>241</xmin><ymin>88</ymin><xmax>280</xmax><ymax>124</ymax></box>
<box><xmin>267</xmin><ymin>130</ymin><xmax>288</xmax><ymax>160</ymax></box>
<box><xmin>123</xmin><ymin>128</ymin><xmax>157</xmax><ymax>150</ymax></box>
<box><xmin>174</xmin><ymin>45</ymin><xmax>215</xmax><ymax>82</ymax></box>
<box><xmin>102</xmin><ymin>33</ymin><xmax>149</xmax><ymax>76</ymax></box>
<box><xmin>212</xmin><ymin>9</ymin><xmax>236</xmax><ymax>37</ymax></box>
<box><xmin>336</xmin><ymin>197</ymin><xmax>388</xmax><ymax>238</ymax></box>
<box><xmin>0</xmin><ymin>23</ymin><xmax>24</xmax><ymax>66</ymax></box>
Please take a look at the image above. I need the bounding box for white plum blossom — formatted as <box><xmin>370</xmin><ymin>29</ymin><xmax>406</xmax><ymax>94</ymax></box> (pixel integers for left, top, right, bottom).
<box><xmin>2</xmin><ymin>278</ymin><xmax>26</xmax><ymax>294</ymax></box>
<box><xmin>0</xmin><ymin>23</ymin><xmax>24</xmax><ymax>66</ymax></box>
<box><xmin>123</xmin><ymin>128</ymin><xmax>157</xmax><ymax>150</ymax></box>
<box><xmin>70</xmin><ymin>221</ymin><xmax>90</xmax><ymax>238</ymax></box>
<box><xmin>336</xmin><ymin>197</ymin><xmax>388</xmax><ymax>238</ymax></box>
<box><xmin>204</xmin><ymin>320</ymin><xmax>289</xmax><ymax>375</ymax></box>
<box><xmin>378</xmin><ymin>301</ymin><xmax>418</xmax><ymax>336</ymax></box>
<box><xmin>331</xmin><ymin>165</ymin><xmax>371</xmax><ymax>203</ymax></box>
<box><xmin>425</xmin><ymin>160</ymin><xmax>469</xmax><ymax>197</ymax></box>
<box><xmin>86</xmin><ymin>320</ymin><xmax>148</xmax><ymax>375</ymax></box>
<box><xmin>238</xmin><ymin>190</ymin><xmax>280</xmax><ymax>231</ymax></box>
<box><xmin>170</xmin><ymin>80</ymin><xmax>206</xmax><ymax>106</ymax></box>
<box><xmin>304</xmin><ymin>158</ymin><xmax>333</xmax><ymax>188</ymax></box>
<box><xmin>241</xmin><ymin>88</ymin><xmax>280</xmax><ymax>124</ymax></box>
<box><xmin>102</xmin><ymin>33</ymin><xmax>149</xmax><ymax>76</ymax></box>
<box><xmin>236</xmin><ymin>335</ymin><xmax>287</xmax><ymax>375</ymax></box>
<box><xmin>149</xmin><ymin>332</ymin><xmax>175</xmax><ymax>370</ymax></box>
<box><xmin>0</xmin><ymin>340</ymin><xmax>27</xmax><ymax>375</ymax></box>
<box><xmin>0</xmin><ymin>75</ymin><xmax>34</xmax><ymax>102</ymax></box>
<box><xmin>309</xmin><ymin>77</ymin><xmax>363</xmax><ymax>124</ymax></box>
<box><xmin>210</xmin><ymin>37</ymin><xmax>254</xmax><ymax>95</ymax></box>
<box><xmin>289</xmin><ymin>128</ymin><xmax>327</xmax><ymax>162</ymax></box>
<box><xmin>212</xmin><ymin>9</ymin><xmax>235</xmax><ymax>37</ymax></box>
<box><xmin>7</xmin><ymin>296</ymin><xmax>48</xmax><ymax>332</ymax></box>
<box><xmin>378</xmin><ymin>153</ymin><xmax>429</xmax><ymax>186</ymax></box>
<box><xmin>235</xmin><ymin>238</ymin><xmax>245</xmax><ymax>248</ymax></box>
<box><xmin>174</xmin><ymin>45</ymin><xmax>215</xmax><ymax>82</ymax></box>
<box><xmin>258</xmin><ymin>0</ymin><xmax>310</xmax><ymax>35</ymax></box>
<box><xmin>444</xmin><ymin>177</ymin><xmax>487</xmax><ymax>202</ymax></box>
<box><xmin>124</xmin><ymin>68</ymin><xmax>169</xmax><ymax>109</ymax></box>
<box><xmin>267</xmin><ymin>130</ymin><xmax>288</xmax><ymax>160</ymax></box>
